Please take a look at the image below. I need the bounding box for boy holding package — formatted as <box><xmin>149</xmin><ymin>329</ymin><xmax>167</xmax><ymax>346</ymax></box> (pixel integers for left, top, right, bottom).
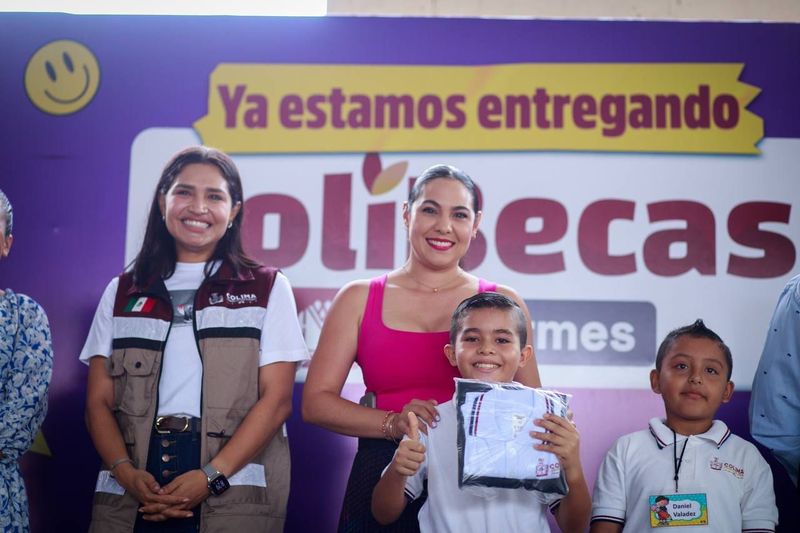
<box><xmin>372</xmin><ymin>292</ymin><xmax>590</xmax><ymax>532</ymax></box>
<box><xmin>591</xmin><ymin>320</ymin><xmax>779</xmax><ymax>532</ymax></box>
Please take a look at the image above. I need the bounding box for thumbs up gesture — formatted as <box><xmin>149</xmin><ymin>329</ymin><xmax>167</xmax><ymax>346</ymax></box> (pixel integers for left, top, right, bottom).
<box><xmin>392</xmin><ymin>412</ymin><xmax>426</xmax><ymax>477</ymax></box>
<box><xmin>408</xmin><ymin>411</ymin><xmax>420</xmax><ymax>441</ymax></box>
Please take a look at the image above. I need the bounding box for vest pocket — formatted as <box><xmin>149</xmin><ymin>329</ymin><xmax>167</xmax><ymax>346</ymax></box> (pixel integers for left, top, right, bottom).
<box><xmin>204</xmin><ymin>485</ymin><xmax>269</xmax><ymax>511</ymax></box>
<box><xmin>205</xmin><ymin>407</ymin><xmax>247</xmax><ymax>459</ymax></box>
<box><xmin>109</xmin><ymin>349</ymin><xmax>158</xmax><ymax>416</ymax></box>
<box><xmin>202</xmin><ymin>407</ymin><xmax>290</xmax><ymax>516</ymax></box>
<box><xmin>205</xmin><ymin>408</ymin><xmax>270</xmax><ymax>509</ymax></box>
<box><xmin>90</xmin><ymin>491</ymin><xmax>139</xmax><ymax>533</ymax></box>
<box><xmin>106</xmin><ymin>352</ymin><xmax>126</xmax><ymax>412</ymax></box>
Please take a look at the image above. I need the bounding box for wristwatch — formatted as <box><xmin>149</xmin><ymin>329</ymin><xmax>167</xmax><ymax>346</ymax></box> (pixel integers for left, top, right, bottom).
<box><xmin>202</xmin><ymin>463</ymin><xmax>230</xmax><ymax>496</ymax></box>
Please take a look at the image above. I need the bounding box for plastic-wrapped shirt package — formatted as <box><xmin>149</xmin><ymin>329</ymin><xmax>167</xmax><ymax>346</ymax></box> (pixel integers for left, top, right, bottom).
<box><xmin>455</xmin><ymin>378</ymin><xmax>570</xmax><ymax>495</ymax></box>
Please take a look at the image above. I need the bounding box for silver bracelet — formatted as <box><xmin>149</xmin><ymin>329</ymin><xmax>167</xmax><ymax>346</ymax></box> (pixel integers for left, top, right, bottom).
<box><xmin>109</xmin><ymin>457</ymin><xmax>134</xmax><ymax>472</ymax></box>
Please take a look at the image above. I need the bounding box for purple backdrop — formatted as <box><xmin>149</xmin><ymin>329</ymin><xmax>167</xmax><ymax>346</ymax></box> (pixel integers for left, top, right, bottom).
<box><xmin>1</xmin><ymin>14</ymin><xmax>797</xmax><ymax>532</ymax></box>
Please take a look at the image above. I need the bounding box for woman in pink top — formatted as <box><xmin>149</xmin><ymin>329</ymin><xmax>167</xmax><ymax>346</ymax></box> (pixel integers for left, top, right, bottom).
<box><xmin>302</xmin><ymin>164</ymin><xmax>541</xmax><ymax>532</ymax></box>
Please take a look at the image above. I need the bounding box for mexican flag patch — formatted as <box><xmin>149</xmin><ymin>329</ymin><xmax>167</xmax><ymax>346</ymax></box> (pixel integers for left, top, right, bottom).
<box><xmin>125</xmin><ymin>296</ymin><xmax>156</xmax><ymax>313</ymax></box>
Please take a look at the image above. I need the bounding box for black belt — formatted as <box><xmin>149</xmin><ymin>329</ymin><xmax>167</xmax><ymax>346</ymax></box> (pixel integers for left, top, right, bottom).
<box><xmin>154</xmin><ymin>416</ymin><xmax>201</xmax><ymax>434</ymax></box>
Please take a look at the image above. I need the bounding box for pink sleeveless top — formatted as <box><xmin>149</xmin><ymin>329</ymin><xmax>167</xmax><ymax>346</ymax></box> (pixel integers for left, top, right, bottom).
<box><xmin>357</xmin><ymin>274</ymin><xmax>497</xmax><ymax>412</ymax></box>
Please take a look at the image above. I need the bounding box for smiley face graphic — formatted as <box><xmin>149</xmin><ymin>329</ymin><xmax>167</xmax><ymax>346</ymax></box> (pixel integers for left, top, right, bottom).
<box><xmin>25</xmin><ymin>40</ymin><xmax>100</xmax><ymax>115</ymax></box>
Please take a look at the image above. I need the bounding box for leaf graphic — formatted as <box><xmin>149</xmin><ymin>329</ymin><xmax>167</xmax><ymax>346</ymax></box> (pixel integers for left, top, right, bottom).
<box><xmin>370</xmin><ymin>161</ymin><xmax>408</xmax><ymax>195</ymax></box>
<box><xmin>362</xmin><ymin>152</ymin><xmax>382</xmax><ymax>192</ymax></box>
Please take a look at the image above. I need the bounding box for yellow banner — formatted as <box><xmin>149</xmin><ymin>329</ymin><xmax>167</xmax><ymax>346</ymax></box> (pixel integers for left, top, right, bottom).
<box><xmin>193</xmin><ymin>63</ymin><xmax>762</xmax><ymax>154</ymax></box>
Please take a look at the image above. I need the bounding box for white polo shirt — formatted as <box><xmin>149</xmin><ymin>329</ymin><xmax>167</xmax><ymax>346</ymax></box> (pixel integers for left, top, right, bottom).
<box><xmin>396</xmin><ymin>400</ymin><xmax>562</xmax><ymax>533</ymax></box>
<box><xmin>592</xmin><ymin>418</ymin><xmax>778</xmax><ymax>532</ymax></box>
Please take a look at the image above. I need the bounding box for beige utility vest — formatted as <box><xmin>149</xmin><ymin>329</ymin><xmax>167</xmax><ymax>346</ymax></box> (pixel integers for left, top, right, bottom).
<box><xmin>89</xmin><ymin>264</ymin><xmax>289</xmax><ymax>533</ymax></box>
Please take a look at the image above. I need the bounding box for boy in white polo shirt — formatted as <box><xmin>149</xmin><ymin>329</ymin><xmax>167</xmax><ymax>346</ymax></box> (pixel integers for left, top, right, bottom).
<box><xmin>372</xmin><ymin>292</ymin><xmax>591</xmax><ymax>532</ymax></box>
<box><xmin>591</xmin><ymin>320</ymin><xmax>779</xmax><ymax>532</ymax></box>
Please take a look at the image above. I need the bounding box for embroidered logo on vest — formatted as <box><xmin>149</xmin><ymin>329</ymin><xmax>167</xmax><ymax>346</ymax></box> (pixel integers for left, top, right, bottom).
<box><xmin>125</xmin><ymin>296</ymin><xmax>155</xmax><ymax>313</ymax></box>
<box><xmin>208</xmin><ymin>292</ymin><xmax>257</xmax><ymax>305</ymax></box>
<box><xmin>227</xmin><ymin>293</ymin><xmax>257</xmax><ymax>305</ymax></box>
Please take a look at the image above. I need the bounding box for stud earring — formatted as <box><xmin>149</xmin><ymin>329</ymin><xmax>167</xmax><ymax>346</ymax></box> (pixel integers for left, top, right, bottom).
<box><xmin>227</xmin><ymin>222</ymin><xmax>233</xmax><ymax>229</ymax></box>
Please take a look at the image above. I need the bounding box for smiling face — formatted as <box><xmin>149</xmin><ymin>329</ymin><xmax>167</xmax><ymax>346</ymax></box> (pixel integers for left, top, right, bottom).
<box><xmin>403</xmin><ymin>177</ymin><xmax>481</xmax><ymax>270</ymax></box>
<box><xmin>25</xmin><ymin>40</ymin><xmax>100</xmax><ymax>115</ymax></box>
<box><xmin>158</xmin><ymin>163</ymin><xmax>241</xmax><ymax>263</ymax></box>
<box><xmin>445</xmin><ymin>307</ymin><xmax>531</xmax><ymax>383</ymax></box>
<box><xmin>650</xmin><ymin>336</ymin><xmax>734</xmax><ymax>435</ymax></box>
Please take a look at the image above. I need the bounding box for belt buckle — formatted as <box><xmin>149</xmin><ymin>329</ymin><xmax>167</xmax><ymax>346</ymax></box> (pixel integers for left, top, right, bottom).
<box><xmin>155</xmin><ymin>416</ymin><xmax>189</xmax><ymax>434</ymax></box>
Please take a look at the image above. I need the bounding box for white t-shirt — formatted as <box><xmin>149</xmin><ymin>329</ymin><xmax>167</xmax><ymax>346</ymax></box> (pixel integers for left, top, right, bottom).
<box><xmin>79</xmin><ymin>263</ymin><xmax>308</xmax><ymax>417</ymax></box>
<box><xmin>392</xmin><ymin>400</ymin><xmax>562</xmax><ymax>533</ymax></box>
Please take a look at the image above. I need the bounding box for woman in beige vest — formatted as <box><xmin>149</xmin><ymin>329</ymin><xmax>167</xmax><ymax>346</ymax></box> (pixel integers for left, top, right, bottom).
<box><xmin>81</xmin><ymin>146</ymin><xmax>308</xmax><ymax>533</ymax></box>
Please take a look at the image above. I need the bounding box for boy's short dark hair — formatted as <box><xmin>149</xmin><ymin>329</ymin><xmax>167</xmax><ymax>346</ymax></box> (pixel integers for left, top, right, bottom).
<box><xmin>450</xmin><ymin>292</ymin><xmax>528</xmax><ymax>348</ymax></box>
<box><xmin>655</xmin><ymin>319</ymin><xmax>733</xmax><ymax>380</ymax></box>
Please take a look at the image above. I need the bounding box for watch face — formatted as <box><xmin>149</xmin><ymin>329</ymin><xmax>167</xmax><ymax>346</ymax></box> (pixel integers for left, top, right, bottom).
<box><xmin>209</xmin><ymin>474</ymin><xmax>230</xmax><ymax>496</ymax></box>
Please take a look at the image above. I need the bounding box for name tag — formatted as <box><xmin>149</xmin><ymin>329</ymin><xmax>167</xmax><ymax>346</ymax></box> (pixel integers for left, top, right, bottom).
<box><xmin>648</xmin><ymin>493</ymin><xmax>708</xmax><ymax>527</ymax></box>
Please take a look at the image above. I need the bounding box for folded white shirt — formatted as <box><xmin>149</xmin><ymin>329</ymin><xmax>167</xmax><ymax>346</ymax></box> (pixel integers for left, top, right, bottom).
<box><xmin>455</xmin><ymin>379</ymin><xmax>569</xmax><ymax>494</ymax></box>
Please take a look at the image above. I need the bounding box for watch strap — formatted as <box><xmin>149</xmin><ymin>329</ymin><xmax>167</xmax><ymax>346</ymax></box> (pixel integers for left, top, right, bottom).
<box><xmin>202</xmin><ymin>463</ymin><xmax>220</xmax><ymax>480</ymax></box>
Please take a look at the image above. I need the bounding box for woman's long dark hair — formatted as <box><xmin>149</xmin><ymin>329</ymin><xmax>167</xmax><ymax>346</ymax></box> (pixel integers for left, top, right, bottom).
<box><xmin>131</xmin><ymin>146</ymin><xmax>260</xmax><ymax>286</ymax></box>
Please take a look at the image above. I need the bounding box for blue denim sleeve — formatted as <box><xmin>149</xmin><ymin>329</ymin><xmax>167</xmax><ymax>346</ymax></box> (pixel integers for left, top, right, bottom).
<box><xmin>749</xmin><ymin>274</ymin><xmax>800</xmax><ymax>486</ymax></box>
